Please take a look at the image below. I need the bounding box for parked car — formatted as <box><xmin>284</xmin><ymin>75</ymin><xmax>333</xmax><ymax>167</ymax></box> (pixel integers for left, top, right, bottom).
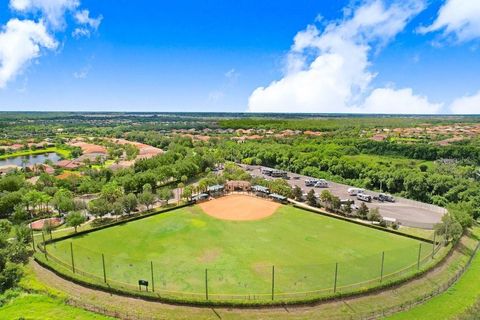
<box><xmin>348</xmin><ymin>188</ymin><xmax>365</xmax><ymax>196</ymax></box>
<box><xmin>378</xmin><ymin>193</ymin><xmax>395</xmax><ymax>202</ymax></box>
<box><xmin>357</xmin><ymin>193</ymin><xmax>372</xmax><ymax>202</ymax></box>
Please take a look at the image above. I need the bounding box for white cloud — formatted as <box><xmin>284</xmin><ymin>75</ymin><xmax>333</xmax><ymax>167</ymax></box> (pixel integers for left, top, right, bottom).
<box><xmin>72</xmin><ymin>9</ymin><xmax>102</xmax><ymax>38</ymax></box>
<box><xmin>10</xmin><ymin>0</ymin><xmax>80</xmax><ymax>29</ymax></box>
<box><xmin>72</xmin><ymin>27</ymin><xmax>90</xmax><ymax>38</ymax></box>
<box><xmin>362</xmin><ymin>88</ymin><xmax>442</xmax><ymax>114</ymax></box>
<box><xmin>74</xmin><ymin>9</ymin><xmax>102</xmax><ymax>29</ymax></box>
<box><xmin>0</xmin><ymin>0</ymin><xmax>101</xmax><ymax>88</ymax></box>
<box><xmin>248</xmin><ymin>0</ymin><xmax>434</xmax><ymax>114</ymax></box>
<box><xmin>418</xmin><ymin>0</ymin><xmax>480</xmax><ymax>42</ymax></box>
<box><xmin>0</xmin><ymin>19</ymin><xmax>57</xmax><ymax>88</ymax></box>
<box><xmin>450</xmin><ymin>91</ymin><xmax>480</xmax><ymax>114</ymax></box>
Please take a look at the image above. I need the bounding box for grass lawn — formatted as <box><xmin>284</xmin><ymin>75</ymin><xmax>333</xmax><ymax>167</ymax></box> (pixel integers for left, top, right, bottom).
<box><xmin>0</xmin><ymin>147</ymin><xmax>71</xmax><ymax>160</ymax></box>
<box><xmin>46</xmin><ymin>204</ymin><xmax>431</xmax><ymax>298</ymax></box>
<box><xmin>0</xmin><ymin>265</ymin><xmax>112</xmax><ymax>320</ymax></box>
<box><xmin>387</xmin><ymin>238</ymin><xmax>480</xmax><ymax>319</ymax></box>
<box><xmin>0</xmin><ymin>294</ymin><xmax>112</xmax><ymax>320</ymax></box>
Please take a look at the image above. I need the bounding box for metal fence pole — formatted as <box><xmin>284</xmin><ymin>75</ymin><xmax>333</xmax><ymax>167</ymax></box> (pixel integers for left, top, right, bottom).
<box><xmin>205</xmin><ymin>268</ymin><xmax>209</xmax><ymax>300</ymax></box>
<box><xmin>380</xmin><ymin>251</ymin><xmax>385</xmax><ymax>283</ymax></box>
<box><xmin>333</xmin><ymin>262</ymin><xmax>338</xmax><ymax>293</ymax></box>
<box><xmin>70</xmin><ymin>242</ymin><xmax>75</xmax><ymax>273</ymax></box>
<box><xmin>31</xmin><ymin>228</ymin><xmax>35</xmax><ymax>252</ymax></box>
<box><xmin>151</xmin><ymin>261</ymin><xmax>155</xmax><ymax>292</ymax></box>
<box><xmin>271</xmin><ymin>265</ymin><xmax>275</xmax><ymax>301</ymax></box>
<box><xmin>42</xmin><ymin>232</ymin><xmax>47</xmax><ymax>260</ymax></box>
<box><xmin>102</xmin><ymin>253</ymin><xmax>107</xmax><ymax>283</ymax></box>
<box><xmin>417</xmin><ymin>243</ymin><xmax>422</xmax><ymax>270</ymax></box>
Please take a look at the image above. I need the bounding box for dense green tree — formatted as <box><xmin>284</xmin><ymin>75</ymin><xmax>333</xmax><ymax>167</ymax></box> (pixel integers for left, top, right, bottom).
<box><xmin>122</xmin><ymin>193</ymin><xmax>138</xmax><ymax>214</ymax></box>
<box><xmin>65</xmin><ymin>211</ymin><xmax>86</xmax><ymax>233</ymax></box>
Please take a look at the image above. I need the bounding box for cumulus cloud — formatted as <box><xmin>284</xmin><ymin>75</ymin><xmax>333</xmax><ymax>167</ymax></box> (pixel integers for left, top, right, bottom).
<box><xmin>0</xmin><ymin>0</ymin><xmax>101</xmax><ymax>88</ymax></box>
<box><xmin>450</xmin><ymin>91</ymin><xmax>480</xmax><ymax>114</ymax></box>
<box><xmin>0</xmin><ymin>19</ymin><xmax>57</xmax><ymax>88</ymax></box>
<box><xmin>362</xmin><ymin>88</ymin><xmax>442</xmax><ymax>114</ymax></box>
<box><xmin>418</xmin><ymin>0</ymin><xmax>480</xmax><ymax>42</ymax></box>
<box><xmin>10</xmin><ymin>0</ymin><xmax>80</xmax><ymax>29</ymax></box>
<box><xmin>72</xmin><ymin>9</ymin><xmax>102</xmax><ymax>38</ymax></box>
<box><xmin>247</xmin><ymin>0</ymin><xmax>443</xmax><ymax>114</ymax></box>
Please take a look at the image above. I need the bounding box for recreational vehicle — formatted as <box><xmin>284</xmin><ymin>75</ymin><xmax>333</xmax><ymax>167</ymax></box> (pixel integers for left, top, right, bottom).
<box><xmin>348</xmin><ymin>188</ymin><xmax>365</xmax><ymax>196</ymax></box>
<box><xmin>314</xmin><ymin>179</ymin><xmax>329</xmax><ymax>188</ymax></box>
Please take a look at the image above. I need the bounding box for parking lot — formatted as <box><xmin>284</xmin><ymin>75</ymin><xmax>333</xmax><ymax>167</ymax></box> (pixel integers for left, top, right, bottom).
<box><xmin>241</xmin><ymin>164</ymin><xmax>446</xmax><ymax>229</ymax></box>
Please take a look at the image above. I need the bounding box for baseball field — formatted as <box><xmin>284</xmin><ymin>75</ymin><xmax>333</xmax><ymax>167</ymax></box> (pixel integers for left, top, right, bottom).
<box><xmin>45</xmin><ymin>195</ymin><xmax>433</xmax><ymax>301</ymax></box>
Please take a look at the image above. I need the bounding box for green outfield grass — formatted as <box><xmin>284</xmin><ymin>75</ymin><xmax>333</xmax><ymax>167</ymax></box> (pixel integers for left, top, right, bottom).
<box><xmin>46</xmin><ymin>204</ymin><xmax>432</xmax><ymax>299</ymax></box>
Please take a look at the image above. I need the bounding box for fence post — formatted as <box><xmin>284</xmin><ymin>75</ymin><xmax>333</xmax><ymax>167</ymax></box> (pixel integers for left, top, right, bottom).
<box><xmin>417</xmin><ymin>243</ymin><xmax>422</xmax><ymax>270</ymax></box>
<box><xmin>432</xmin><ymin>232</ymin><xmax>436</xmax><ymax>259</ymax></box>
<box><xmin>271</xmin><ymin>265</ymin><xmax>275</xmax><ymax>301</ymax></box>
<box><xmin>380</xmin><ymin>251</ymin><xmax>385</xmax><ymax>283</ymax></box>
<box><xmin>42</xmin><ymin>232</ymin><xmax>47</xmax><ymax>260</ymax></box>
<box><xmin>102</xmin><ymin>253</ymin><xmax>107</xmax><ymax>283</ymax></box>
<box><xmin>70</xmin><ymin>242</ymin><xmax>75</xmax><ymax>274</ymax></box>
<box><xmin>333</xmin><ymin>262</ymin><xmax>338</xmax><ymax>293</ymax></box>
<box><xmin>205</xmin><ymin>268</ymin><xmax>208</xmax><ymax>300</ymax></box>
<box><xmin>150</xmin><ymin>261</ymin><xmax>155</xmax><ymax>292</ymax></box>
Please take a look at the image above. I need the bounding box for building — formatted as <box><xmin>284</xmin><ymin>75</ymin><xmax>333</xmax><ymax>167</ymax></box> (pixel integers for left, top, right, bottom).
<box><xmin>192</xmin><ymin>193</ymin><xmax>209</xmax><ymax>202</ymax></box>
<box><xmin>207</xmin><ymin>184</ymin><xmax>225</xmax><ymax>196</ymax></box>
<box><xmin>224</xmin><ymin>180</ymin><xmax>251</xmax><ymax>192</ymax></box>
<box><xmin>269</xmin><ymin>193</ymin><xmax>288</xmax><ymax>203</ymax></box>
<box><xmin>252</xmin><ymin>185</ymin><xmax>270</xmax><ymax>197</ymax></box>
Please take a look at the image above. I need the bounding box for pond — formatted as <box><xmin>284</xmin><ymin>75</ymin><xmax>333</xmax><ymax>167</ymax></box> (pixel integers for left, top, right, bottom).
<box><xmin>0</xmin><ymin>152</ymin><xmax>62</xmax><ymax>167</ymax></box>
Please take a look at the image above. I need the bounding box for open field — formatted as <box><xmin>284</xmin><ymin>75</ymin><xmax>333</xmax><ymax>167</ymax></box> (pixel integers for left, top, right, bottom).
<box><xmin>388</xmin><ymin>235</ymin><xmax>480</xmax><ymax>320</ymax></box>
<box><xmin>45</xmin><ymin>200</ymin><xmax>432</xmax><ymax>301</ymax></box>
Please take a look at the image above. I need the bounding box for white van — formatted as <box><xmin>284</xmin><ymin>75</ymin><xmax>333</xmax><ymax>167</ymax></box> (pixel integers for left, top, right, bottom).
<box><xmin>357</xmin><ymin>193</ymin><xmax>372</xmax><ymax>202</ymax></box>
<box><xmin>314</xmin><ymin>179</ymin><xmax>328</xmax><ymax>188</ymax></box>
<box><xmin>348</xmin><ymin>188</ymin><xmax>365</xmax><ymax>196</ymax></box>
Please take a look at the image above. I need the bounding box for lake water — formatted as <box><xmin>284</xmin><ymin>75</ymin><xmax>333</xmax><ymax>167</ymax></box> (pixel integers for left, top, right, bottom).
<box><xmin>0</xmin><ymin>152</ymin><xmax>61</xmax><ymax>167</ymax></box>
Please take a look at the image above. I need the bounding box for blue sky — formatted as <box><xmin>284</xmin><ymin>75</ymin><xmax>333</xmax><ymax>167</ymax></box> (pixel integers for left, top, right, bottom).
<box><xmin>0</xmin><ymin>0</ymin><xmax>479</xmax><ymax>113</ymax></box>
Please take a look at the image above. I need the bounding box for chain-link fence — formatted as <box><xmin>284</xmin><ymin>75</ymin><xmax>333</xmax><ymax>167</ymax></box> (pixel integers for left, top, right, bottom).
<box><xmin>62</xmin><ymin>240</ymin><xmax>479</xmax><ymax>320</ymax></box>
<box><xmin>37</xmin><ymin>237</ymin><xmax>444</xmax><ymax>303</ymax></box>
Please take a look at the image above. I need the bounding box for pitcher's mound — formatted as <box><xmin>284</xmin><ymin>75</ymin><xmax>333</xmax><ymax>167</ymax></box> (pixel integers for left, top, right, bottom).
<box><xmin>199</xmin><ymin>194</ymin><xmax>281</xmax><ymax>221</ymax></box>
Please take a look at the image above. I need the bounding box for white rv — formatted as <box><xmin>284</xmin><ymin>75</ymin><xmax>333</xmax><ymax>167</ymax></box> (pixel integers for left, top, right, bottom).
<box><xmin>348</xmin><ymin>188</ymin><xmax>365</xmax><ymax>196</ymax></box>
<box><xmin>314</xmin><ymin>179</ymin><xmax>329</xmax><ymax>188</ymax></box>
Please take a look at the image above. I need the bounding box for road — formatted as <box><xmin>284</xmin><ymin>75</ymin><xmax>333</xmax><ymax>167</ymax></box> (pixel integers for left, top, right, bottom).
<box><xmin>241</xmin><ymin>164</ymin><xmax>445</xmax><ymax>229</ymax></box>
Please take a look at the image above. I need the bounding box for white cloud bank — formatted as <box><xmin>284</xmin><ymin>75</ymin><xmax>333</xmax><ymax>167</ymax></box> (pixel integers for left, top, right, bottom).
<box><xmin>0</xmin><ymin>0</ymin><xmax>101</xmax><ymax>88</ymax></box>
<box><xmin>418</xmin><ymin>0</ymin><xmax>480</xmax><ymax>42</ymax></box>
<box><xmin>450</xmin><ymin>91</ymin><xmax>480</xmax><ymax>114</ymax></box>
<box><xmin>248</xmin><ymin>0</ymin><xmax>441</xmax><ymax>114</ymax></box>
<box><xmin>0</xmin><ymin>19</ymin><xmax>57</xmax><ymax>88</ymax></box>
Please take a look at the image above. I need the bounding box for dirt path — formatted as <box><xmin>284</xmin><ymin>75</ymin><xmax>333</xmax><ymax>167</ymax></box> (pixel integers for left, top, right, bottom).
<box><xmin>31</xmin><ymin>232</ymin><xmax>477</xmax><ymax>320</ymax></box>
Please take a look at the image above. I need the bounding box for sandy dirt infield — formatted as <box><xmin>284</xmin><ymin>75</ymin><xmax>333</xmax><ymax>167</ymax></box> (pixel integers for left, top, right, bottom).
<box><xmin>199</xmin><ymin>194</ymin><xmax>281</xmax><ymax>221</ymax></box>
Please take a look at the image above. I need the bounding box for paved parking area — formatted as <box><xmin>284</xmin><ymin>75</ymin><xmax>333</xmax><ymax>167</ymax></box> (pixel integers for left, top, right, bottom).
<box><xmin>241</xmin><ymin>164</ymin><xmax>445</xmax><ymax>229</ymax></box>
